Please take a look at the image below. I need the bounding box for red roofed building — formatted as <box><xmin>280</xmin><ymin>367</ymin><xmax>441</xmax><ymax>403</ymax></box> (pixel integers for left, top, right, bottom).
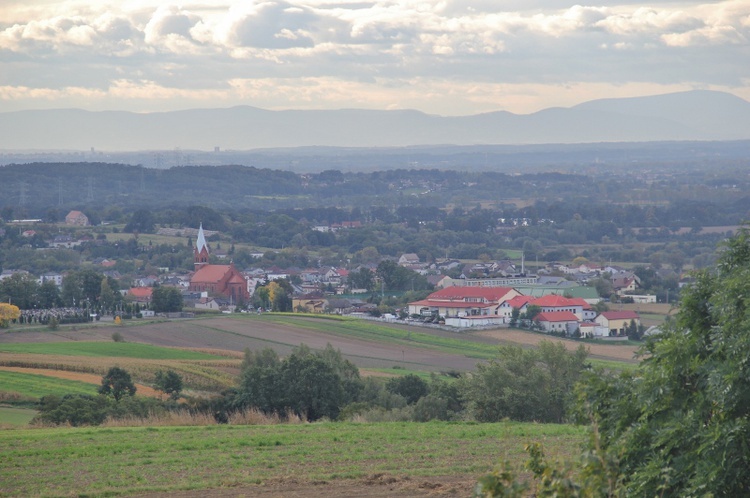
<box><xmin>530</xmin><ymin>294</ymin><xmax>586</xmax><ymax>320</ymax></box>
<box><xmin>65</xmin><ymin>210</ymin><xmax>89</xmax><ymax>226</ymax></box>
<box><xmin>128</xmin><ymin>287</ymin><xmax>153</xmax><ymax>303</ymax></box>
<box><xmin>188</xmin><ymin>224</ymin><xmax>249</xmax><ymax>303</ymax></box>
<box><xmin>497</xmin><ymin>295</ymin><xmax>535</xmax><ymax>319</ymax></box>
<box><xmin>534</xmin><ymin>311</ymin><xmax>580</xmax><ymax>334</ymax></box>
<box><xmin>595</xmin><ymin>310</ymin><xmax>641</xmax><ymax>336</ymax></box>
<box><xmin>407</xmin><ymin>286</ymin><xmax>520</xmax><ymax>318</ymax></box>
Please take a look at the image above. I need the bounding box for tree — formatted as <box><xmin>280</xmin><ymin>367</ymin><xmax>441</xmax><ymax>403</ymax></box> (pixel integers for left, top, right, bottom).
<box><xmin>154</xmin><ymin>370</ymin><xmax>183</xmax><ymax>400</ymax></box>
<box><xmin>348</xmin><ymin>267</ymin><xmax>375</xmax><ymax>291</ymax></box>
<box><xmin>386</xmin><ymin>374</ymin><xmax>429</xmax><ymax>405</ymax></box>
<box><xmin>233</xmin><ymin>344</ymin><xmax>362</xmax><ymax>421</ymax></box>
<box><xmin>462</xmin><ymin>341</ymin><xmax>588</xmax><ymax>423</ymax></box>
<box><xmin>124</xmin><ymin>209</ymin><xmax>155</xmax><ymax>233</ymax></box>
<box><xmin>98</xmin><ymin>367</ymin><xmax>137</xmax><ymax>401</ymax></box>
<box><xmin>151</xmin><ymin>286</ymin><xmax>183</xmax><ymax>312</ymax></box>
<box><xmin>0</xmin><ymin>303</ymin><xmax>20</xmax><ymax>328</ymax></box>
<box><xmin>575</xmin><ymin>228</ymin><xmax>750</xmax><ymax>496</ymax></box>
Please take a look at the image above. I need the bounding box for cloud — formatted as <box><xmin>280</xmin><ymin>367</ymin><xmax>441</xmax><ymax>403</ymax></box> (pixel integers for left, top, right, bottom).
<box><xmin>0</xmin><ymin>0</ymin><xmax>748</xmax><ymax>115</ymax></box>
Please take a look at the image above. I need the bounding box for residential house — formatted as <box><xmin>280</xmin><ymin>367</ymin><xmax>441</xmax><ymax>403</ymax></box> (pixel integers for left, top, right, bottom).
<box><xmin>38</xmin><ymin>272</ymin><xmax>63</xmax><ymax>287</ymax></box>
<box><xmin>497</xmin><ymin>295</ymin><xmax>535</xmax><ymax>320</ymax></box>
<box><xmin>534</xmin><ymin>311</ymin><xmax>580</xmax><ymax>335</ymax></box>
<box><xmin>398</xmin><ymin>253</ymin><xmax>420</xmax><ymax>266</ymax></box>
<box><xmin>292</xmin><ymin>292</ymin><xmax>328</xmax><ymax>313</ymax></box>
<box><xmin>194</xmin><ymin>297</ymin><xmax>220</xmax><ymax>310</ymax></box>
<box><xmin>65</xmin><ymin>210</ymin><xmax>89</xmax><ymax>226</ymax></box>
<box><xmin>128</xmin><ymin>287</ymin><xmax>153</xmax><ymax>303</ymax></box>
<box><xmin>595</xmin><ymin>310</ymin><xmax>641</xmax><ymax>336</ymax></box>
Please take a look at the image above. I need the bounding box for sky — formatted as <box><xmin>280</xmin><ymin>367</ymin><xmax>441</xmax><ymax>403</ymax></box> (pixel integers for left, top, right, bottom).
<box><xmin>0</xmin><ymin>0</ymin><xmax>748</xmax><ymax>116</ymax></box>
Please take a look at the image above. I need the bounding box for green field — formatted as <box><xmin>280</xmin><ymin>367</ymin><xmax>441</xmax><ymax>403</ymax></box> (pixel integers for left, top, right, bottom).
<box><xmin>0</xmin><ymin>406</ymin><xmax>37</xmax><ymax>426</ymax></box>
<box><xmin>253</xmin><ymin>314</ymin><xmax>507</xmax><ymax>360</ymax></box>
<box><xmin>245</xmin><ymin>314</ymin><xmax>635</xmax><ymax>370</ymax></box>
<box><xmin>0</xmin><ymin>342</ymin><xmax>224</xmax><ymax>360</ymax></box>
<box><xmin>0</xmin><ymin>421</ymin><xmax>586</xmax><ymax>496</ymax></box>
<box><xmin>0</xmin><ymin>370</ymin><xmax>98</xmax><ymax>399</ymax></box>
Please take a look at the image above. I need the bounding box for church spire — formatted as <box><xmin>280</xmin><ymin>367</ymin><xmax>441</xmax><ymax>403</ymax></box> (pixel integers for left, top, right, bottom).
<box><xmin>194</xmin><ymin>223</ymin><xmax>210</xmax><ymax>269</ymax></box>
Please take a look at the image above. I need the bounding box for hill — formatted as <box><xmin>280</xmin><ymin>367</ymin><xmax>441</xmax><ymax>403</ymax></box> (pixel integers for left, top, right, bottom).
<box><xmin>1</xmin><ymin>90</ymin><xmax>748</xmax><ymax>150</ymax></box>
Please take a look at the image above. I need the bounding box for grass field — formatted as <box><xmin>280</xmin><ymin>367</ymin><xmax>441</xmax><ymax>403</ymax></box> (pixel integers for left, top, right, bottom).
<box><xmin>0</xmin><ymin>342</ymin><xmax>225</xmax><ymax>360</ymax></box>
<box><xmin>0</xmin><ymin>370</ymin><xmax>98</xmax><ymax>399</ymax></box>
<box><xmin>243</xmin><ymin>314</ymin><xmax>637</xmax><ymax>370</ymax></box>
<box><xmin>0</xmin><ymin>421</ymin><xmax>586</xmax><ymax>496</ymax></box>
<box><xmin>0</xmin><ymin>406</ymin><xmax>37</xmax><ymax>426</ymax></box>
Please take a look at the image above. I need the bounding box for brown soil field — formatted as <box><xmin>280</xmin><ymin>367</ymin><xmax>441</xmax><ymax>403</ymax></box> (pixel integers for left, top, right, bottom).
<box><xmin>476</xmin><ymin>329</ymin><xmax>640</xmax><ymax>363</ymax></box>
<box><xmin>0</xmin><ymin>366</ymin><xmax>161</xmax><ymax>397</ymax></box>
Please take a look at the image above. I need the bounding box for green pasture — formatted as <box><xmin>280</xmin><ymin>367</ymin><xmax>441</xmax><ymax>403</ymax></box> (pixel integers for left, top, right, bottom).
<box><xmin>0</xmin><ymin>406</ymin><xmax>37</xmax><ymax>426</ymax></box>
<box><xmin>0</xmin><ymin>342</ymin><xmax>223</xmax><ymax>360</ymax></box>
<box><xmin>0</xmin><ymin>370</ymin><xmax>97</xmax><ymax>399</ymax></box>
<box><xmin>249</xmin><ymin>314</ymin><xmax>503</xmax><ymax>360</ymax></box>
<box><xmin>0</xmin><ymin>421</ymin><xmax>586</xmax><ymax>496</ymax></box>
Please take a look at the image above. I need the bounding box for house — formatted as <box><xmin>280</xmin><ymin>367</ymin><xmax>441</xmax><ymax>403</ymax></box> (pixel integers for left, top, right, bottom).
<box><xmin>497</xmin><ymin>295</ymin><xmax>535</xmax><ymax>319</ymax></box>
<box><xmin>530</xmin><ymin>294</ymin><xmax>586</xmax><ymax>320</ymax></box>
<box><xmin>595</xmin><ymin>310</ymin><xmax>641</xmax><ymax>336</ymax></box>
<box><xmin>128</xmin><ymin>287</ymin><xmax>153</xmax><ymax>303</ymax></box>
<box><xmin>408</xmin><ymin>286</ymin><xmax>520</xmax><ymax>318</ymax></box>
<box><xmin>398</xmin><ymin>253</ymin><xmax>420</xmax><ymax>266</ymax></box>
<box><xmin>292</xmin><ymin>292</ymin><xmax>328</xmax><ymax>313</ymax></box>
<box><xmin>65</xmin><ymin>210</ymin><xmax>89</xmax><ymax>226</ymax></box>
<box><xmin>0</xmin><ymin>269</ymin><xmax>29</xmax><ymax>281</ymax></box>
<box><xmin>194</xmin><ymin>297</ymin><xmax>221</xmax><ymax>310</ymax></box>
<box><xmin>188</xmin><ymin>224</ymin><xmax>250</xmax><ymax>303</ymax></box>
<box><xmin>38</xmin><ymin>272</ymin><xmax>63</xmax><ymax>287</ymax></box>
<box><xmin>534</xmin><ymin>311</ymin><xmax>580</xmax><ymax>335</ymax></box>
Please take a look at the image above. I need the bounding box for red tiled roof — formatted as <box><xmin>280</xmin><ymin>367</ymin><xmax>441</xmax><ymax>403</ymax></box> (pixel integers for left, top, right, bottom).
<box><xmin>426</xmin><ymin>286</ymin><xmax>516</xmax><ymax>302</ymax></box>
<box><xmin>504</xmin><ymin>295</ymin><xmax>534</xmax><ymax>308</ymax></box>
<box><xmin>535</xmin><ymin>311</ymin><xmax>579</xmax><ymax>322</ymax></box>
<box><xmin>191</xmin><ymin>264</ymin><xmax>232</xmax><ymax>283</ymax></box>
<box><xmin>409</xmin><ymin>299</ymin><xmax>494</xmax><ymax>309</ymax></box>
<box><xmin>600</xmin><ymin>310</ymin><xmax>640</xmax><ymax>320</ymax></box>
<box><xmin>129</xmin><ymin>287</ymin><xmax>153</xmax><ymax>298</ymax></box>
<box><xmin>567</xmin><ymin>297</ymin><xmax>592</xmax><ymax>309</ymax></box>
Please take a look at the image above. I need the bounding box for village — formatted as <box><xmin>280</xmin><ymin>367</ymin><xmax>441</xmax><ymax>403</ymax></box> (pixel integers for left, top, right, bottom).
<box><xmin>0</xmin><ymin>210</ymin><xmax>660</xmax><ymax>339</ymax></box>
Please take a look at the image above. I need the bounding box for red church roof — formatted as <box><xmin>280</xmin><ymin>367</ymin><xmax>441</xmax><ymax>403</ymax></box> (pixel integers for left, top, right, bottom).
<box><xmin>191</xmin><ymin>264</ymin><xmax>233</xmax><ymax>283</ymax></box>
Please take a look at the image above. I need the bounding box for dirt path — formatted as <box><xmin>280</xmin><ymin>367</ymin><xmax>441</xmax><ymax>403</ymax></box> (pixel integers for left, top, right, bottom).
<box><xmin>0</xmin><ymin>366</ymin><xmax>161</xmax><ymax>398</ymax></box>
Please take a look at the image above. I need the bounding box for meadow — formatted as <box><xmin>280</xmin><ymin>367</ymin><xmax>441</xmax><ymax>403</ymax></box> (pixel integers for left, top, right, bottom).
<box><xmin>0</xmin><ymin>421</ymin><xmax>586</xmax><ymax>497</ymax></box>
<box><xmin>0</xmin><ymin>315</ymin><xmax>631</xmax><ymax>496</ymax></box>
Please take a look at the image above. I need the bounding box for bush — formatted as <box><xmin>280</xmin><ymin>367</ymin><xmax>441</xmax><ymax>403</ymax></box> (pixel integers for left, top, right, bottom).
<box><xmin>34</xmin><ymin>394</ymin><xmax>110</xmax><ymax>427</ymax></box>
<box><xmin>385</xmin><ymin>374</ymin><xmax>429</xmax><ymax>405</ymax></box>
<box><xmin>111</xmin><ymin>331</ymin><xmax>125</xmax><ymax>342</ymax></box>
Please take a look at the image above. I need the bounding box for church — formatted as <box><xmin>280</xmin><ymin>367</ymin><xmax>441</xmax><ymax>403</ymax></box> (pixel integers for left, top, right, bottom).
<box><xmin>188</xmin><ymin>224</ymin><xmax>249</xmax><ymax>303</ymax></box>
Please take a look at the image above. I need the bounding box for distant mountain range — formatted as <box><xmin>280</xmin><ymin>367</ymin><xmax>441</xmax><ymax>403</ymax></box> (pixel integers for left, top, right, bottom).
<box><xmin>1</xmin><ymin>90</ymin><xmax>749</xmax><ymax>151</ymax></box>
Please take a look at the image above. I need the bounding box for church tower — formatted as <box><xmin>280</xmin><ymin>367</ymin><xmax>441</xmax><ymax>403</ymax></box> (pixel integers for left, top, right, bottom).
<box><xmin>194</xmin><ymin>223</ymin><xmax>210</xmax><ymax>269</ymax></box>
